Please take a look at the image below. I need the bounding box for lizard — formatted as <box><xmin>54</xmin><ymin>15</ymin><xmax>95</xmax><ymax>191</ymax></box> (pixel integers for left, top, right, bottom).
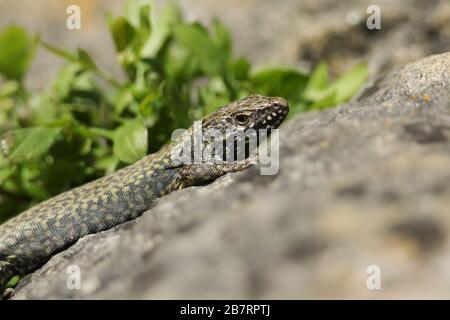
<box><xmin>0</xmin><ymin>94</ymin><xmax>289</xmax><ymax>296</ymax></box>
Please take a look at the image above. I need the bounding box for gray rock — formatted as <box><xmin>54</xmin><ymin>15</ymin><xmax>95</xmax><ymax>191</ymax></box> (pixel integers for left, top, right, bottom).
<box><xmin>13</xmin><ymin>52</ymin><xmax>450</xmax><ymax>299</ymax></box>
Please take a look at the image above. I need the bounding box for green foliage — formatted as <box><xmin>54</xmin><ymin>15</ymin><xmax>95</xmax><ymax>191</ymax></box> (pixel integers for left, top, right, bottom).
<box><xmin>0</xmin><ymin>25</ymin><xmax>37</xmax><ymax>81</ymax></box>
<box><xmin>113</xmin><ymin>119</ymin><xmax>148</xmax><ymax>163</ymax></box>
<box><xmin>0</xmin><ymin>0</ymin><xmax>368</xmax><ymax>223</ymax></box>
<box><xmin>2</xmin><ymin>127</ymin><xmax>62</xmax><ymax>162</ymax></box>
<box><xmin>303</xmin><ymin>62</ymin><xmax>368</xmax><ymax>110</ymax></box>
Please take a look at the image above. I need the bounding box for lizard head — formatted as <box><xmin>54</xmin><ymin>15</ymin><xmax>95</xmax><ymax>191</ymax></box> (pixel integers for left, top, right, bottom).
<box><xmin>198</xmin><ymin>94</ymin><xmax>289</xmax><ymax>162</ymax></box>
<box><xmin>202</xmin><ymin>94</ymin><xmax>289</xmax><ymax>133</ymax></box>
<box><xmin>164</xmin><ymin>94</ymin><xmax>289</xmax><ymax>188</ymax></box>
<box><xmin>166</xmin><ymin>94</ymin><xmax>289</xmax><ymax>176</ymax></box>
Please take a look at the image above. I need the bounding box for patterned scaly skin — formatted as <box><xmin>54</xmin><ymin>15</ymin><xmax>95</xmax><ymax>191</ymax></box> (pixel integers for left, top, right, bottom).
<box><xmin>0</xmin><ymin>94</ymin><xmax>289</xmax><ymax>294</ymax></box>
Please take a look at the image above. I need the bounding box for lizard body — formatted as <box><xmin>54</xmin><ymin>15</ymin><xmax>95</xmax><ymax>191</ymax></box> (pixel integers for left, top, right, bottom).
<box><xmin>0</xmin><ymin>94</ymin><xmax>289</xmax><ymax>294</ymax></box>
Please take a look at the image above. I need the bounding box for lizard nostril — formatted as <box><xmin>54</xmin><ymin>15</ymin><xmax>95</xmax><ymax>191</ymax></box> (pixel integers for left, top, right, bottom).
<box><xmin>272</xmin><ymin>97</ymin><xmax>289</xmax><ymax>110</ymax></box>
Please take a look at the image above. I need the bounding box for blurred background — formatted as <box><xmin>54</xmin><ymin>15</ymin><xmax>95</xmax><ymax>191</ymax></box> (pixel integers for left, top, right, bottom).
<box><xmin>1</xmin><ymin>0</ymin><xmax>449</xmax><ymax>91</ymax></box>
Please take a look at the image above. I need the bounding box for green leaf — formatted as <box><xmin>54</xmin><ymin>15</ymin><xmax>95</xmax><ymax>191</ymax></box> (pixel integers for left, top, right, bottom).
<box><xmin>0</xmin><ymin>154</ymin><xmax>15</xmax><ymax>184</ymax></box>
<box><xmin>211</xmin><ymin>19</ymin><xmax>231</xmax><ymax>58</ymax></box>
<box><xmin>138</xmin><ymin>4</ymin><xmax>152</xmax><ymax>36</ymax></box>
<box><xmin>1</xmin><ymin>127</ymin><xmax>62</xmax><ymax>163</ymax></box>
<box><xmin>77</xmin><ymin>49</ymin><xmax>97</xmax><ymax>70</ymax></box>
<box><xmin>113</xmin><ymin>119</ymin><xmax>148</xmax><ymax>163</ymax></box>
<box><xmin>0</xmin><ymin>165</ymin><xmax>15</xmax><ymax>184</ymax></box>
<box><xmin>124</xmin><ymin>0</ymin><xmax>152</xmax><ymax>28</ymax></box>
<box><xmin>41</xmin><ymin>42</ymin><xmax>98</xmax><ymax>72</ymax></box>
<box><xmin>111</xmin><ymin>17</ymin><xmax>136</xmax><ymax>52</ymax></box>
<box><xmin>162</xmin><ymin>39</ymin><xmax>199</xmax><ymax>80</ymax></box>
<box><xmin>141</xmin><ymin>2</ymin><xmax>181</xmax><ymax>57</ymax></box>
<box><xmin>115</xmin><ymin>86</ymin><xmax>134</xmax><ymax>115</ymax></box>
<box><xmin>0</xmin><ymin>81</ymin><xmax>19</xmax><ymax>98</ymax></box>
<box><xmin>232</xmin><ymin>58</ymin><xmax>251</xmax><ymax>81</ymax></box>
<box><xmin>43</xmin><ymin>41</ymin><xmax>119</xmax><ymax>87</ymax></box>
<box><xmin>139</xmin><ymin>92</ymin><xmax>159</xmax><ymax>118</ymax></box>
<box><xmin>303</xmin><ymin>62</ymin><xmax>329</xmax><ymax>101</ymax></box>
<box><xmin>303</xmin><ymin>63</ymin><xmax>368</xmax><ymax>110</ymax></box>
<box><xmin>89</xmin><ymin>127</ymin><xmax>116</xmax><ymax>140</ymax></box>
<box><xmin>198</xmin><ymin>77</ymin><xmax>231</xmax><ymax>115</ymax></box>
<box><xmin>250</xmin><ymin>68</ymin><xmax>309</xmax><ymax>101</ymax></box>
<box><xmin>310</xmin><ymin>91</ymin><xmax>336</xmax><ymax>110</ymax></box>
<box><xmin>95</xmin><ymin>155</ymin><xmax>120</xmax><ymax>174</ymax></box>
<box><xmin>174</xmin><ymin>23</ymin><xmax>225</xmax><ymax>77</ymax></box>
<box><xmin>40</xmin><ymin>41</ymin><xmax>79</xmax><ymax>63</ymax></box>
<box><xmin>52</xmin><ymin>64</ymin><xmax>82</xmax><ymax>98</ymax></box>
<box><xmin>0</xmin><ymin>25</ymin><xmax>37</xmax><ymax>80</ymax></box>
<box><xmin>329</xmin><ymin>63</ymin><xmax>368</xmax><ymax>104</ymax></box>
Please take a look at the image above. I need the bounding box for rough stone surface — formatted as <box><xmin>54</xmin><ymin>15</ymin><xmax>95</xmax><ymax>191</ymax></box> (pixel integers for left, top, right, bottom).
<box><xmin>12</xmin><ymin>52</ymin><xmax>450</xmax><ymax>299</ymax></box>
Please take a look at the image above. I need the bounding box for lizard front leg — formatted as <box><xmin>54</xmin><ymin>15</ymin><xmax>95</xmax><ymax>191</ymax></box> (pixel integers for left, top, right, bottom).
<box><xmin>178</xmin><ymin>156</ymin><xmax>258</xmax><ymax>188</ymax></box>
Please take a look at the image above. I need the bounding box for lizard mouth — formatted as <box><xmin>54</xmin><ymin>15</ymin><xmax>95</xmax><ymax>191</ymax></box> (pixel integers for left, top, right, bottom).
<box><xmin>264</xmin><ymin>97</ymin><xmax>290</xmax><ymax>129</ymax></box>
<box><xmin>249</xmin><ymin>97</ymin><xmax>289</xmax><ymax>131</ymax></box>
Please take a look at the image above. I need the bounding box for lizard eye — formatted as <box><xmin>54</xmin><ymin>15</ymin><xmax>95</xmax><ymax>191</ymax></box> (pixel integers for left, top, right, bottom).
<box><xmin>234</xmin><ymin>114</ymin><xmax>250</xmax><ymax>125</ymax></box>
